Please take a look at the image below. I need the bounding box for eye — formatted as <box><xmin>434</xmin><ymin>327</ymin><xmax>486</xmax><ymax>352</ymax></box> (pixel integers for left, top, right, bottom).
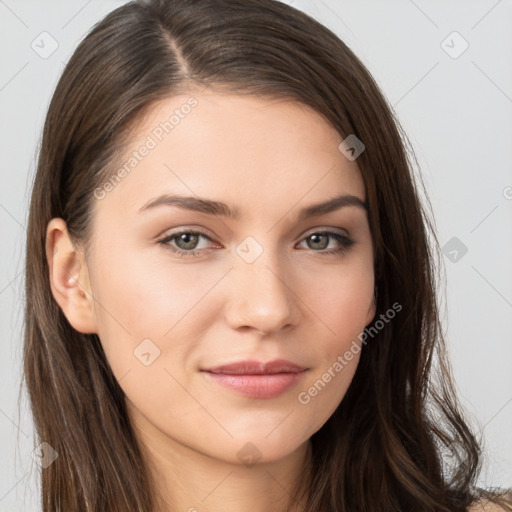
<box><xmin>297</xmin><ymin>231</ymin><xmax>355</xmax><ymax>255</ymax></box>
<box><xmin>157</xmin><ymin>229</ymin><xmax>215</xmax><ymax>257</ymax></box>
<box><xmin>157</xmin><ymin>229</ymin><xmax>355</xmax><ymax>257</ymax></box>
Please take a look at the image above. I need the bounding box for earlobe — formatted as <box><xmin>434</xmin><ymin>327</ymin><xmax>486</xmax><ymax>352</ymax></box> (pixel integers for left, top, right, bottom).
<box><xmin>46</xmin><ymin>218</ymin><xmax>98</xmax><ymax>334</ymax></box>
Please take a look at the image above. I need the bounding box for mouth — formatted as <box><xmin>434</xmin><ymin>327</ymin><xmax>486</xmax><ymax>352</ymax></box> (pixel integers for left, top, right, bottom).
<box><xmin>200</xmin><ymin>359</ymin><xmax>308</xmax><ymax>399</ymax></box>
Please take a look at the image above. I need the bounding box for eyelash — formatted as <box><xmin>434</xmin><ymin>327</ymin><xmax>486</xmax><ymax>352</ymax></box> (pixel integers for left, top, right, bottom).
<box><xmin>157</xmin><ymin>229</ymin><xmax>355</xmax><ymax>258</ymax></box>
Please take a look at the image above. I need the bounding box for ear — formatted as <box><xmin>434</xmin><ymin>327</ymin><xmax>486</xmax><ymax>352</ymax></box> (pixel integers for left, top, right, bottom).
<box><xmin>45</xmin><ymin>218</ymin><xmax>98</xmax><ymax>334</ymax></box>
<box><xmin>365</xmin><ymin>288</ymin><xmax>377</xmax><ymax>326</ymax></box>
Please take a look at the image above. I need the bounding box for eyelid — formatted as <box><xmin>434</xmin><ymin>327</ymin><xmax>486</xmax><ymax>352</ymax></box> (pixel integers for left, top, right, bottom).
<box><xmin>300</xmin><ymin>226</ymin><xmax>349</xmax><ymax>238</ymax></box>
<box><xmin>157</xmin><ymin>225</ymin><xmax>354</xmax><ymax>258</ymax></box>
<box><xmin>158</xmin><ymin>228</ymin><xmax>219</xmax><ymax>247</ymax></box>
<box><xmin>156</xmin><ymin>225</ymin><xmax>350</xmax><ymax>244</ymax></box>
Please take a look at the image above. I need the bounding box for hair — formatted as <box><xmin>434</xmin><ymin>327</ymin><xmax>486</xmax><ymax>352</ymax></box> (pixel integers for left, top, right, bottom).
<box><xmin>23</xmin><ymin>0</ymin><xmax>512</xmax><ymax>511</ymax></box>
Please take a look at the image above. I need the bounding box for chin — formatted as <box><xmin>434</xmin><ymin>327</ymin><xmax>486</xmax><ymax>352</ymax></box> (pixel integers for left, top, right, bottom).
<box><xmin>211</xmin><ymin>431</ymin><xmax>310</xmax><ymax>468</ymax></box>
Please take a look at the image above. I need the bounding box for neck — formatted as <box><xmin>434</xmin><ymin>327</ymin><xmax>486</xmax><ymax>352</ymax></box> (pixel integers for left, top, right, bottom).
<box><xmin>131</xmin><ymin>410</ymin><xmax>313</xmax><ymax>512</ymax></box>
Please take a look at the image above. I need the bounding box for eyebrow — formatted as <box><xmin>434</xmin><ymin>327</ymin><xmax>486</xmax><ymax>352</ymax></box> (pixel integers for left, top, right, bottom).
<box><xmin>137</xmin><ymin>193</ymin><xmax>368</xmax><ymax>220</ymax></box>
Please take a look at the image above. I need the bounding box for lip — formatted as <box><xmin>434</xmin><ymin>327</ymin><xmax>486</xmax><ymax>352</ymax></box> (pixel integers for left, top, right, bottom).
<box><xmin>201</xmin><ymin>359</ymin><xmax>308</xmax><ymax>399</ymax></box>
<box><xmin>203</xmin><ymin>359</ymin><xmax>307</xmax><ymax>375</ymax></box>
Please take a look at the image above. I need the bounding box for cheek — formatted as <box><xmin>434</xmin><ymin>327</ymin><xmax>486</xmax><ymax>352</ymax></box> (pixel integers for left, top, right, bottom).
<box><xmin>88</xmin><ymin>244</ymin><xmax>232</xmax><ymax>388</ymax></box>
<box><xmin>89</xmin><ymin>244</ymin><xmax>210</xmax><ymax>337</ymax></box>
<box><xmin>295</xmin><ymin>258</ymin><xmax>373</xmax><ymax>408</ymax></box>
<box><xmin>302</xmin><ymin>258</ymin><xmax>375</xmax><ymax>341</ymax></box>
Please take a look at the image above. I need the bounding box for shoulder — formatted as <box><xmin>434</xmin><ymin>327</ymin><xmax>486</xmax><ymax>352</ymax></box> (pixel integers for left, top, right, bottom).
<box><xmin>468</xmin><ymin>499</ymin><xmax>512</xmax><ymax>511</ymax></box>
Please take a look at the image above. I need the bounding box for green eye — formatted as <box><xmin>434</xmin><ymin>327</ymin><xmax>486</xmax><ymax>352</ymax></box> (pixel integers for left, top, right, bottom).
<box><xmin>158</xmin><ymin>230</ymin><xmax>354</xmax><ymax>258</ymax></box>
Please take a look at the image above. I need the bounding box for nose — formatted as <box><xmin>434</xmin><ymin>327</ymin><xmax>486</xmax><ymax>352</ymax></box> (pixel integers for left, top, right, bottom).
<box><xmin>224</xmin><ymin>246</ymin><xmax>300</xmax><ymax>335</ymax></box>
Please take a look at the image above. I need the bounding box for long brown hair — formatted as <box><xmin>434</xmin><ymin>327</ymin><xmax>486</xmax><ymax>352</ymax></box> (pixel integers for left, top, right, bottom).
<box><xmin>23</xmin><ymin>0</ymin><xmax>512</xmax><ymax>510</ymax></box>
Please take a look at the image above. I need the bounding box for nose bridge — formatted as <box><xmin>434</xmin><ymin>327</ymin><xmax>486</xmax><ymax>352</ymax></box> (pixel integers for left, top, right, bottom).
<box><xmin>226</xmin><ymin>234</ymin><xmax>299</xmax><ymax>333</ymax></box>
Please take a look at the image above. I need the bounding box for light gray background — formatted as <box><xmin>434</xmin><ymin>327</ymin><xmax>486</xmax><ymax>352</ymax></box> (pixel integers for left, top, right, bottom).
<box><xmin>1</xmin><ymin>0</ymin><xmax>511</xmax><ymax>510</ymax></box>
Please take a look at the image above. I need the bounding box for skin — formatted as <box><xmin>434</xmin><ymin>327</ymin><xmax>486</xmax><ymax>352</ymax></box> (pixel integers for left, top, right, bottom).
<box><xmin>46</xmin><ymin>91</ymin><xmax>376</xmax><ymax>512</ymax></box>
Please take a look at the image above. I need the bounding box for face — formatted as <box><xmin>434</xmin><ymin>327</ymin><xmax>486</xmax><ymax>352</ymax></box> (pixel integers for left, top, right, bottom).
<box><xmin>48</xmin><ymin>91</ymin><xmax>376</xmax><ymax>467</ymax></box>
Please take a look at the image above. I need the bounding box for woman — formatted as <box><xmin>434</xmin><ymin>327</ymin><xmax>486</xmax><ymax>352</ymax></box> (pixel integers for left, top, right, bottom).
<box><xmin>24</xmin><ymin>0</ymin><xmax>512</xmax><ymax>510</ymax></box>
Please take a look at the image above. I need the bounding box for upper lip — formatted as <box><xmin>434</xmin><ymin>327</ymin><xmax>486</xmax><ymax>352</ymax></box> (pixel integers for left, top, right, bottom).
<box><xmin>202</xmin><ymin>359</ymin><xmax>307</xmax><ymax>375</ymax></box>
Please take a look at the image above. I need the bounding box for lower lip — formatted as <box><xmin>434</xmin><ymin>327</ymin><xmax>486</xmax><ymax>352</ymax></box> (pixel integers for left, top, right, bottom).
<box><xmin>202</xmin><ymin>371</ymin><xmax>307</xmax><ymax>399</ymax></box>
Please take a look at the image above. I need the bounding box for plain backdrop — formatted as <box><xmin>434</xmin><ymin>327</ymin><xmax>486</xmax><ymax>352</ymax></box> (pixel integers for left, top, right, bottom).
<box><xmin>0</xmin><ymin>0</ymin><xmax>511</xmax><ymax>510</ymax></box>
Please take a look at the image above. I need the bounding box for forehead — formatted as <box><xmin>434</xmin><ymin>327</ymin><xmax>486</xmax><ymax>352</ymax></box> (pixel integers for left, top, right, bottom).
<box><xmin>92</xmin><ymin>91</ymin><xmax>366</xmax><ymax>223</ymax></box>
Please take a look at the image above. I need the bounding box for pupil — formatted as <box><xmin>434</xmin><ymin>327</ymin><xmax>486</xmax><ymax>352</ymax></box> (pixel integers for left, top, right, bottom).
<box><xmin>177</xmin><ymin>233</ymin><xmax>198</xmax><ymax>250</ymax></box>
<box><xmin>310</xmin><ymin>234</ymin><xmax>327</xmax><ymax>250</ymax></box>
